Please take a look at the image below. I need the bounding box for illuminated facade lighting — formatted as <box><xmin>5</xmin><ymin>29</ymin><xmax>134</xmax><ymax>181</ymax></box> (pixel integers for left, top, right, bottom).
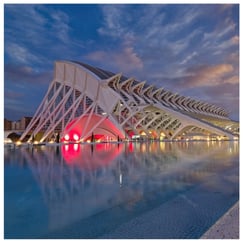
<box><xmin>64</xmin><ymin>134</ymin><xmax>70</xmax><ymax>141</ymax></box>
<box><xmin>73</xmin><ymin>134</ymin><xmax>79</xmax><ymax>141</ymax></box>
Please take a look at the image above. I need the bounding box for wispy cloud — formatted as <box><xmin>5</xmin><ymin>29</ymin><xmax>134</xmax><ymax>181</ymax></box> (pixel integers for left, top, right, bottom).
<box><xmin>5</xmin><ymin>43</ymin><xmax>41</xmax><ymax>65</ymax></box>
<box><xmin>4</xmin><ymin>5</ymin><xmax>47</xmax><ymax>42</ymax></box>
<box><xmin>113</xmin><ymin>47</ymin><xmax>143</xmax><ymax>72</ymax></box>
<box><xmin>4</xmin><ymin>4</ymin><xmax>75</xmax><ymax>67</ymax></box>
<box><xmin>5</xmin><ymin>63</ymin><xmax>52</xmax><ymax>85</ymax></box>
<box><xmin>180</xmin><ymin>51</ymin><xmax>198</xmax><ymax>65</ymax></box>
<box><xmin>185</xmin><ymin>64</ymin><xmax>235</xmax><ymax>87</ymax></box>
<box><xmin>200</xmin><ymin>83</ymin><xmax>239</xmax><ymax>120</ymax></box>
<box><xmin>49</xmin><ymin>9</ymin><xmax>70</xmax><ymax>43</ymax></box>
<box><xmin>4</xmin><ymin>4</ymin><xmax>239</xmax><ymax>120</ymax></box>
<box><xmin>98</xmin><ymin>5</ymin><xmax>127</xmax><ymax>39</ymax></box>
<box><xmin>5</xmin><ymin>90</ymin><xmax>24</xmax><ymax>99</ymax></box>
<box><xmin>163</xmin><ymin>63</ymin><xmax>237</xmax><ymax>91</ymax></box>
<box><xmin>4</xmin><ymin>63</ymin><xmax>52</xmax><ymax>120</ymax></box>
<box><xmin>98</xmin><ymin>4</ymin><xmax>202</xmax><ymax>53</ymax></box>
<box><xmin>85</xmin><ymin>46</ymin><xmax>143</xmax><ymax>74</ymax></box>
<box><xmin>95</xmin><ymin>4</ymin><xmax>205</xmax><ymax>79</ymax></box>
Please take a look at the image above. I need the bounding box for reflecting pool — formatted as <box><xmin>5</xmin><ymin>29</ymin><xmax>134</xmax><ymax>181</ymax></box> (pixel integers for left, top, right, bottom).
<box><xmin>4</xmin><ymin>141</ymin><xmax>239</xmax><ymax>239</ymax></box>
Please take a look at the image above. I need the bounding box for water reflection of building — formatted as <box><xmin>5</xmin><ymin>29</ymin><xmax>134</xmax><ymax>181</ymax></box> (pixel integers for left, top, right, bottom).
<box><xmin>5</xmin><ymin>141</ymin><xmax>238</xmax><ymax>235</ymax></box>
<box><xmin>61</xmin><ymin>143</ymin><xmax>123</xmax><ymax>169</ymax></box>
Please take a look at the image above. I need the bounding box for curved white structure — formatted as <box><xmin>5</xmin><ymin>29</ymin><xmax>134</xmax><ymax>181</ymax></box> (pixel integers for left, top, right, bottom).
<box><xmin>20</xmin><ymin>61</ymin><xmax>239</xmax><ymax>142</ymax></box>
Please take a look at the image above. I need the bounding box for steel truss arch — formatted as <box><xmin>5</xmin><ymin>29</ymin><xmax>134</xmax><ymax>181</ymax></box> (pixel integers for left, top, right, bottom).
<box><xmin>20</xmin><ymin>61</ymin><xmax>238</xmax><ymax>142</ymax></box>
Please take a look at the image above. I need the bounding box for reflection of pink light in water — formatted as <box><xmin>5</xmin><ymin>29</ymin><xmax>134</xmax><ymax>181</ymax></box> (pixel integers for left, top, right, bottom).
<box><xmin>127</xmin><ymin>130</ymin><xmax>135</xmax><ymax>138</ymax></box>
<box><xmin>62</xmin><ymin>143</ymin><xmax>81</xmax><ymax>163</ymax></box>
<box><xmin>61</xmin><ymin>143</ymin><xmax>124</xmax><ymax>170</ymax></box>
<box><xmin>73</xmin><ymin>143</ymin><xmax>79</xmax><ymax>151</ymax></box>
<box><xmin>128</xmin><ymin>142</ymin><xmax>134</xmax><ymax>152</ymax></box>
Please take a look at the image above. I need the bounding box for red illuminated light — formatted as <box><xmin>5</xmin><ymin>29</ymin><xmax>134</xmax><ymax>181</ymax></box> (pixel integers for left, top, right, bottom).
<box><xmin>62</xmin><ymin>114</ymin><xmax>125</xmax><ymax>142</ymax></box>
<box><xmin>73</xmin><ymin>134</ymin><xmax>79</xmax><ymax>141</ymax></box>
<box><xmin>64</xmin><ymin>134</ymin><xmax>70</xmax><ymax>141</ymax></box>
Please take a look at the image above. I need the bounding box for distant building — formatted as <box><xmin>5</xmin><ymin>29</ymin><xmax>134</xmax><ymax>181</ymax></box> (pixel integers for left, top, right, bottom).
<box><xmin>4</xmin><ymin>119</ymin><xmax>12</xmax><ymax>130</ymax></box>
<box><xmin>20</xmin><ymin>117</ymin><xmax>32</xmax><ymax>130</ymax></box>
<box><xmin>11</xmin><ymin>120</ymin><xmax>20</xmax><ymax>130</ymax></box>
<box><xmin>4</xmin><ymin>117</ymin><xmax>32</xmax><ymax>131</ymax></box>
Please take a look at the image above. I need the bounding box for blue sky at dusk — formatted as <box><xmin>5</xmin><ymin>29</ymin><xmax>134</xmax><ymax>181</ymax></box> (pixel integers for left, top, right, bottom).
<box><xmin>4</xmin><ymin>3</ymin><xmax>239</xmax><ymax>121</ymax></box>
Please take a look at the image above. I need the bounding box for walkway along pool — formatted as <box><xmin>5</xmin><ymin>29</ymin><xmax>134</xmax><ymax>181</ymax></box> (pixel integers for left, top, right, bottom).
<box><xmin>4</xmin><ymin>141</ymin><xmax>239</xmax><ymax>239</ymax></box>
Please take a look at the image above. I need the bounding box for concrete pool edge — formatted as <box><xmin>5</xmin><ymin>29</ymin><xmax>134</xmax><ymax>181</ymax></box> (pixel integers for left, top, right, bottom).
<box><xmin>200</xmin><ymin>201</ymin><xmax>239</xmax><ymax>239</ymax></box>
<box><xmin>99</xmin><ymin>197</ymin><xmax>240</xmax><ymax>239</ymax></box>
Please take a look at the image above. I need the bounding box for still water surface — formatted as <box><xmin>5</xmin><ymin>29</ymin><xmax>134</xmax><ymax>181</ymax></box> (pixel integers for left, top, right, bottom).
<box><xmin>4</xmin><ymin>141</ymin><xmax>239</xmax><ymax>239</ymax></box>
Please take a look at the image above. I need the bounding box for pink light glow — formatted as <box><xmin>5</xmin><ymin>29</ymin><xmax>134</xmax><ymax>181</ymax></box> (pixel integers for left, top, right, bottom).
<box><xmin>73</xmin><ymin>134</ymin><xmax>79</xmax><ymax>141</ymax></box>
<box><xmin>64</xmin><ymin>134</ymin><xmax>70</xmax><ymax>141</ymax></box>
<box><xmin>62</xmin><ymin>114</ymin><xmax>125</xmax><ymax>142</ymax></box>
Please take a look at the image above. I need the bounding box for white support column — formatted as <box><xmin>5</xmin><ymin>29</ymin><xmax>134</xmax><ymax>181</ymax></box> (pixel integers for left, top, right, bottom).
<box><xmin>59</xmin><ymin>94</ymin><xmax>85</xmax><ymax>138</ymax></box>
<box><xmin>121</xmin><ymin>105</ymin><xmax>145</xmax><ymax>127</ymax></box>
<box><xmin>178</xmin><ymin>97</ymin><xmax>186</xmax><ymax>111</ymax></box>
<box><xmin>40</xmin><ymin>88</ymin><xmax>74</xmax><ymax>141</ymax></box>
<box><xmin>170</xmin><ymin>120</ymin><xmax>180</xmax><ymax>131</ymax></box>
<box><xmin>164</xmin><ymin>118</ymin><xmax>176</xmax><ymax>130</ymax></box>
<box><xmin>167</xmin><ymin>93</ymin><xmax>178</xmax><ymax>109</ymax></box>
<box><xmin>20</xmin><ymin>81</ymin><xmax>58</xmax><ymax>141</ymax></box>
<box><xmin>119</xmin><ymin>78</ymin><xmax>134</xmax><ymax>91</ymax></box>
<box><xmin>171</xmin><ymin>94</ymin><xmax>181</xmax><ymax>109</ymax></box>
<box><xmin>22</xmin><ymin>81</ymin><xmax>64</xmax><ymax>141</ymax></box>
<box><xmin>159</xmin><ymin>90</ymin><xmax>171</xmax><ymax>107</ymax></box>
<box><xmin>152</xmin><ymin>88</ymin><xmax>163</xmax><ymax>101</ymax></box>
<box><xmin>155</xmin><ymin>115</ymin><xmax>171</xmax><ymax>130</ymax></box>
<box><xmin>180</xmin><ymin>97</ymin><xmax>191</xmax><ymax>112</ymax></box>
<box><xmin>144</xmin><ymin>113</ymin><xmax>162</xmax><ymax>130</ymax></box>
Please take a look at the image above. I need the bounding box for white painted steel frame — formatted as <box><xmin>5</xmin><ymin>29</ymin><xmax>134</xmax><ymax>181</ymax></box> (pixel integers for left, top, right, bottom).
<box><xmin>20</xmin><ymin>61</ymin><xmax>237</xmax><ymax>142</ymax></box>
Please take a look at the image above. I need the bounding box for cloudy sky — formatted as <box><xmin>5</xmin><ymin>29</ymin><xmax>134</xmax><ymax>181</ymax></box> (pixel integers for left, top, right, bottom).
<box><xmin>4</xmin><ymin>3</ymin><xmax>239</xmax><ymax>121</ymax></box>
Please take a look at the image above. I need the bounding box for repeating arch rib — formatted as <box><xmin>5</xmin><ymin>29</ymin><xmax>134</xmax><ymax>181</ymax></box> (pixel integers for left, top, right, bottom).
<box><xmin>20</xmin><ymin>60</ymin><xmax>238</xmax><ymax>142</ymax></box>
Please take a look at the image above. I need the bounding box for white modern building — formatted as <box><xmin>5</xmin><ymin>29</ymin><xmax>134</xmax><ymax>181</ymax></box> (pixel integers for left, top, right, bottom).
<box><xmin>20</xmin><ymin>61</ymin><xmax>239</xmax><ymax>142</ymax></box>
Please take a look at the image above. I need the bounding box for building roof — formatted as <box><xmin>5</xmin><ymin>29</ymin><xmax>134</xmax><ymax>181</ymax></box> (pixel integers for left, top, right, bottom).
<box><xmin>72</xmin><ymin>61</ymin><xmax>128</xmax><ymax>81</ymax></box>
